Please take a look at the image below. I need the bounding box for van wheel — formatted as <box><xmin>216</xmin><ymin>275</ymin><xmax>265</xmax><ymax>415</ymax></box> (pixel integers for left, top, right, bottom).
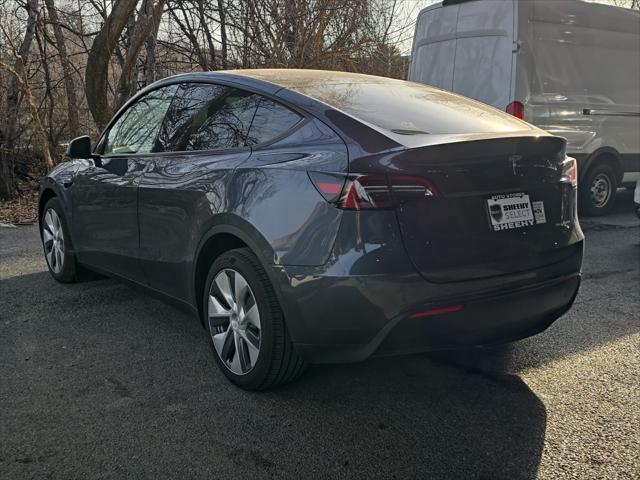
<box><xmin>203</xmin><ymin>248</ymin><xmax>306</xmax><ymax>390</ymax></box>
<box><xmin>579</xmin><ymin>163</ymin><xmax>617</xmax><ymax>216</ymax></box>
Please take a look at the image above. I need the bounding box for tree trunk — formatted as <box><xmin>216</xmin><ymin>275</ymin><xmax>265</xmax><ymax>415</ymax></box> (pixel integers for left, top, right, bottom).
<box><xmin>167</xmin><ymin>3</ymin><xmax>209</xmax><ymax>70</ymax></box>
<box><xmin>0</xmin><ymin>0</ymin><xmax>40</xmax><ymax>200</ymax></box>
<box><xmin>85</xmin><ymin>0</ymin><xmax>139</xmax><ymax>131</ymax></box>
<box><xmin>35</xmin><ymin>27</ymin><xmax>55</xmax><ymax>150</ymax></box>
<box><xmin>114</xmin><ymin>0</ymin><xmax>166</xmax><ymax>112</ymax></box>
<box><xmin>10</xmin><ymin>63</ymin><xmax>55</xmax><ymax>172</ymax></box>
<box><xmin>44</xmin><ymin>0</ymin><xmax>80</xmax><ymax>139</ymax></box>
<box><xmin>0</xmin><ymin>57</ymin><xmax>55</xmax><ymax>174</ymax></box>
<box><xmin>217</xmin><ymin>0</ymin><xmax>228</xmax><ymax>69</ymax></box>
<box><xmin>197</xmin><ymin>0</ymin><xmax>217</xmax><ymax>70</ymax></box>
<box><xmin>144</xmin><ymin>8</ymin><xmax>163</xmax><ymax>85</ymax></box>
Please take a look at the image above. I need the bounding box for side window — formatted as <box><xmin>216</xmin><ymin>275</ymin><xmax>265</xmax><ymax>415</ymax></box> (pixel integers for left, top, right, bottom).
<box><xmin>246</xmin><ymin>98</ymin><xmax>302</xmax><ymax>146</ymax></box>
<box><xmin>103</xmin><ymin>85</ymin><xmax>177</xmax><ymax>155</ymax></box>
<box><xmin>158</xmin><ymin>83</ymin><xmax>260</xmax><ymax>152</ymax></box>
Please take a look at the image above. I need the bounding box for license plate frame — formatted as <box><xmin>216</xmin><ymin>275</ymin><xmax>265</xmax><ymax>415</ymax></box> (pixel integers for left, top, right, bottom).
<box><xmin>486</xmin><ymin>192</ymin><xmax>535</xmax><ymax>232</ymax></box>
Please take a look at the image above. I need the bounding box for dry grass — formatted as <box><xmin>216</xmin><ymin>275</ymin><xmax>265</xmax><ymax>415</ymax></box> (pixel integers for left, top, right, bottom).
<box><xmin>0</xmin><ymin>162</ymin><xmax>43</xmax><ymax>225</ymax></box>
<box><xmin>0</xmin><ymin>189</ymin><xmax>38</xmax><ymax>224</ymax></box>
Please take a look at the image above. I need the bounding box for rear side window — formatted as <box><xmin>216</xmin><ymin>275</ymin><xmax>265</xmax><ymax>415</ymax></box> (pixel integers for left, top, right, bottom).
<box><xmin>246</xmin><ymin>98</ymin><xmax>302</xmax><ymax>146</ymax></box>
<box><xmin>157</xmin><ymin>83</ymin><xmax>302</xmax><ymax>152</ymax></box>
<box><xmin>158</xmin><ymin>84</ymin><xmax>258</xmax><ymax>152</ymax></box>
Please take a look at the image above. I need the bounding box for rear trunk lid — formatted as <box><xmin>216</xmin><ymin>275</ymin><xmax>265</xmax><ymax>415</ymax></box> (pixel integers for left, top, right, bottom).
<box><xmin>387</xmin><ymin>135</ymin><xmax>579</xmax><ymax>283</ymax></box>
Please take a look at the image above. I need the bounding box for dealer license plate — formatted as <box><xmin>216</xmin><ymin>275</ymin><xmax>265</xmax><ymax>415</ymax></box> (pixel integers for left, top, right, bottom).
<box><xmin>486</xmin><ymin>193</ymin><xmax>535</xmax><ymax>231</ymax></box>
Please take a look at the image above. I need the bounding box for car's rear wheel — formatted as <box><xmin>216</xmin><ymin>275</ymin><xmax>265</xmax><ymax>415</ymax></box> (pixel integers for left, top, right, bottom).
<box><xmin>41</xmin><ymin>198</ymin><xmax>78</xmax><ymax>283</ymax></box>
<box><xmin>203</xmin><ymin>248</ymin><xmax>306</xmax><ymax>390</ymax></box>
<box><xmin>579</xmin><ymin>162</ymin><xmax>617</xmax><ymax>216</ymax></box>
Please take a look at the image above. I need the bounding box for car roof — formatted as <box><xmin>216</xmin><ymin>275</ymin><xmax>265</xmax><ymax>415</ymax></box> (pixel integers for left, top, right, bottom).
<box><xmin>219</xmin><ymin>69</ymin><xmax>403</xmax><ymax>87</ymax></box>
<box><xmin>138</xmin><ymin>69</ymin><xmax>543</xmax><ymax>153</ymax></box>
<box><xmin>160</xmin><ymin>68</ymin><xmax>412</xmax><ymax>94</ymax></box>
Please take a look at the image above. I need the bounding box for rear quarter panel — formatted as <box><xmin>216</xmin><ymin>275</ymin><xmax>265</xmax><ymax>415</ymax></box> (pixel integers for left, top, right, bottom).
<box><xmin>228</xmin><ymin>118</ymin><xmax>348</xmax><ymax>267</ymax></box>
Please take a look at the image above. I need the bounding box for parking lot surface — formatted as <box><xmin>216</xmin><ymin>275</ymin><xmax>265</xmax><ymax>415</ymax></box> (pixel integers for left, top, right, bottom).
<box><xmin>1</xmin><ymin>190</ymin><xmax>638</xmax><ymax>480</ymax></box>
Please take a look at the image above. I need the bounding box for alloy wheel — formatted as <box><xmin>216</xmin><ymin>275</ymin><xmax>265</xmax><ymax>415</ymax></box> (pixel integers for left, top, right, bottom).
<box><xmin>42</xmin><ymin>209</ymin><xmax>65</xmax><ymax>274</ymax></box>
<box><xmin>208</xmin><ymin>268</ymin><xmax>261</xmax><ymax>375</ymax></box>
<box><xmin>590</xmin><ymin>173</ymin><xmax>612</xmax><ymax>208</ymax></box>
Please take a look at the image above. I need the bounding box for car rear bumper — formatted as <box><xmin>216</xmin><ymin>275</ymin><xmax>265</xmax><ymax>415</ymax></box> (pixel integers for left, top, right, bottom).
<box><xmin>373</xmin><ymin>273</ymin><xmax>580</xmax><ymax>357</ymax></box>
<box><xmin>277</xmin><ymin>240</ymin><xmax>583</xmax><ymax>364</ymax></box>
<box><xmin>292</xmin><ymin>273</ymin><xmax>580</xmax><ymax>363</ymax></box>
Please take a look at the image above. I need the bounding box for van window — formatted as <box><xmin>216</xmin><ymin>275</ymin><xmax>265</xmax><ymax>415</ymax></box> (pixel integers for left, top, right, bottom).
<box><xmin>530</xmin><ymin>24</ymin><xmax>640</xmax><ymax>105</ymax></box>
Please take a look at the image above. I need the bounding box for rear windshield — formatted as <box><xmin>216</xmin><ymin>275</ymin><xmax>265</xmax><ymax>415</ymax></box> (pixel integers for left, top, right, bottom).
<box><xmin>280</xmin><ymin>73</ymin><xmax>532</xmax><ymax>136</ymax></box>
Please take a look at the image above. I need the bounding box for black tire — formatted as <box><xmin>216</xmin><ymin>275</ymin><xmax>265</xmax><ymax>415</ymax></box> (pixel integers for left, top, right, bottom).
<box><xmin>579</xmin><ymin>162</ymin><xmax>617</xmax><ymax>216</ymax></box>
<box><xmin>40</xmin><ymin>197</ymin><xmax>80</xmax><ymax>283</ymax></box>
<box><xmin>202</xmin><ymin>248</ymin><xmax>306</xmax><ymax>390</ymax></box>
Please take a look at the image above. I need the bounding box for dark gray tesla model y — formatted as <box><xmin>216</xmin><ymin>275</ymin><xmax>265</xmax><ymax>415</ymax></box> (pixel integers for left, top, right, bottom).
<box><xmin>39</xmin><ymin>70</ymin><xmax>584</xmax><ymax>389</ymax></box>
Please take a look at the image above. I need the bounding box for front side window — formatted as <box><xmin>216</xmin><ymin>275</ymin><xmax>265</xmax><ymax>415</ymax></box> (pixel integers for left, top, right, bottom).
<box><xmin>103</xmin><ymin>85</ymin><xmax>177</xmax><ymax>155</ymax></box>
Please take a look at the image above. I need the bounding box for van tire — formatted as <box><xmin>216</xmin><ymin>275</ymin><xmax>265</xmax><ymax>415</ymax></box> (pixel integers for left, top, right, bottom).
<box><xmin>579</xmin><ymin>163</ymin><xmax>617</xmax><ymax>216</ymax></box>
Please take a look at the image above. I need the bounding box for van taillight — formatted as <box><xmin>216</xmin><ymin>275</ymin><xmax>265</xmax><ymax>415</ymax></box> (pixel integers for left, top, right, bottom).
<box><xmin>309</xmin><ymin>172</ymin><xmax>439</xmax><ymax>210</ymax></box>
<box><xmin>506</xmin><ymin>101</ymin><xmax>525</xmax><ymax>119</ymax></box>
<box><xmin>560</xmin><ymin>157</ymin><xmax>578</xmax><ymax>187</ymax></box>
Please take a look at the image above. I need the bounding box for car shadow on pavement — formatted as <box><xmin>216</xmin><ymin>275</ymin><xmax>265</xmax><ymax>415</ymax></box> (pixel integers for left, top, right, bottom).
<box><xmin>262</xmin><ymin>350</ymin><xmax>546</xmax><ymax>479</ymax></box>
<box><xmin>3</xmin><ymin>272</ymin><xmax>545</xmax><ymax>480</ymax></box>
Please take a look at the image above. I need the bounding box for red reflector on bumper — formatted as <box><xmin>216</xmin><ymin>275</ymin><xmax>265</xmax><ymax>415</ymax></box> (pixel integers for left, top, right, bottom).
<box><xmin>409</xmin><ymin>305</ymin><xmax>463</xmax><ymax>319</ymax></box>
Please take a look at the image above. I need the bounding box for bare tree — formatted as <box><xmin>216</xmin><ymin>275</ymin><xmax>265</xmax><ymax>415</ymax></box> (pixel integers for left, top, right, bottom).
<box><xmin>0</xmin><ymin>25</ymin><xmax>54</xmax><ymax>173</ymax></box>
<box><xmin>0</xmin><ymin>0</ymin><xmax>40</xmax><ymax>199</ymax></box>
<box><xmin>144</xmin><ymin>2</ymin><xmax>164</xmax><ymax>84</ymax></box>
<box><xmin>115</xmin><ymin>0</ymin><xmax>166</xmax><ymax>107</ymax></box>
<box><xmin>44</xmin><ymin>0</ymin><xmax>80</xmax><ymax>138</ymax></box>
<box><xmin>0</xmin><ymin>0</ymin><xmax>434</xmax><ymax>201</ymax></box>
<box><xmin>85</xmin><ymin>0</ymin><xmax>139</xmax><ymax>130</ymax></box>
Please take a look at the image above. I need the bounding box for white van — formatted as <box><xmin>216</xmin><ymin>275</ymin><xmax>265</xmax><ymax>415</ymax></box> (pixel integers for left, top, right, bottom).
<box><xmin>408</xmin><ymin>0</ymin><xmax>640</xmax><ymax>215</ymax></box>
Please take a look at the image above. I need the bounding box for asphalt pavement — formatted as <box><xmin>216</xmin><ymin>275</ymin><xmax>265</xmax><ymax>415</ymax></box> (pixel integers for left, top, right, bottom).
<box><xmin>1</xmin><ymin>189</ymin><xmax>638</xmax><ymax>480</ymax></box>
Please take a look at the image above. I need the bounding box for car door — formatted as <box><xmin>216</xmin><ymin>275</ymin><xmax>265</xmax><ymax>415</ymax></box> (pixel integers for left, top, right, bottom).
<box><xmin>138</xmin><ymin>82</ymin><xmax>262</xmax><ymax>301</ymax></box>
<box><xmin>71</xmin><ymin>85</ymin><xmax>177</xmax><ymax>282</ymax></box>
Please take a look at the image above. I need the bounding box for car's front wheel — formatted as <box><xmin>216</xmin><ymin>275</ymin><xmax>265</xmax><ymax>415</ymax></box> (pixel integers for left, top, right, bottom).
<box><xmin>41</xmin><ymin>198</ymin><xmax>78</xmax><ymax>283</ymax></box>
<box><xmin>203</xmin><ymin>248</ymin><xmax>306</xmax><ymax>390</ymax></box>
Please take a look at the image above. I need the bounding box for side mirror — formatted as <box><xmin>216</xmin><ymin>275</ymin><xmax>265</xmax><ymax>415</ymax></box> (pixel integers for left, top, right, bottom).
<box><xmin>66</xmin><ymin>136</ymin><xmax>92</xmax><ymax>159</ymax></box>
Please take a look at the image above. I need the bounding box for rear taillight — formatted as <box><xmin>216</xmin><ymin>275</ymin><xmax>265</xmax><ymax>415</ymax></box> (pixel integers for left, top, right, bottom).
<box><xmin>309</xmin><ymin>172</ymin><xmax>439</xmax><ymax>210</ymax></box>
<box><xmin>560</xmin><ymin>157</ymin><xmax>578</xmax><ymax>187</ymax></box>
<box><xmin>307</xmin><ymin>172</ymin><xmax>346</xmax><ymax>203</ymax></box>
<box><xmin>506</xmin><ymin>101</ymin><xmax>524</xmax><ymax>119</ymax></box>
<box><xmin>341</xmin><ymin>174</ymin><xmax>393</xmax><ymax>209</ymax></box>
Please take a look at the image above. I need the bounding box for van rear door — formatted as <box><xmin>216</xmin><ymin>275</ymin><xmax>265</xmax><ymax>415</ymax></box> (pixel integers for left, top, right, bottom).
<box><xmin>452</xmin><ymin>0</ymin><xmax>516</xmax><ymax>110</ymax></box>
<box><xmin>409</xmin><ymin>4</ymin><xmax>460</xmax><ymax>91</ymax></box>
